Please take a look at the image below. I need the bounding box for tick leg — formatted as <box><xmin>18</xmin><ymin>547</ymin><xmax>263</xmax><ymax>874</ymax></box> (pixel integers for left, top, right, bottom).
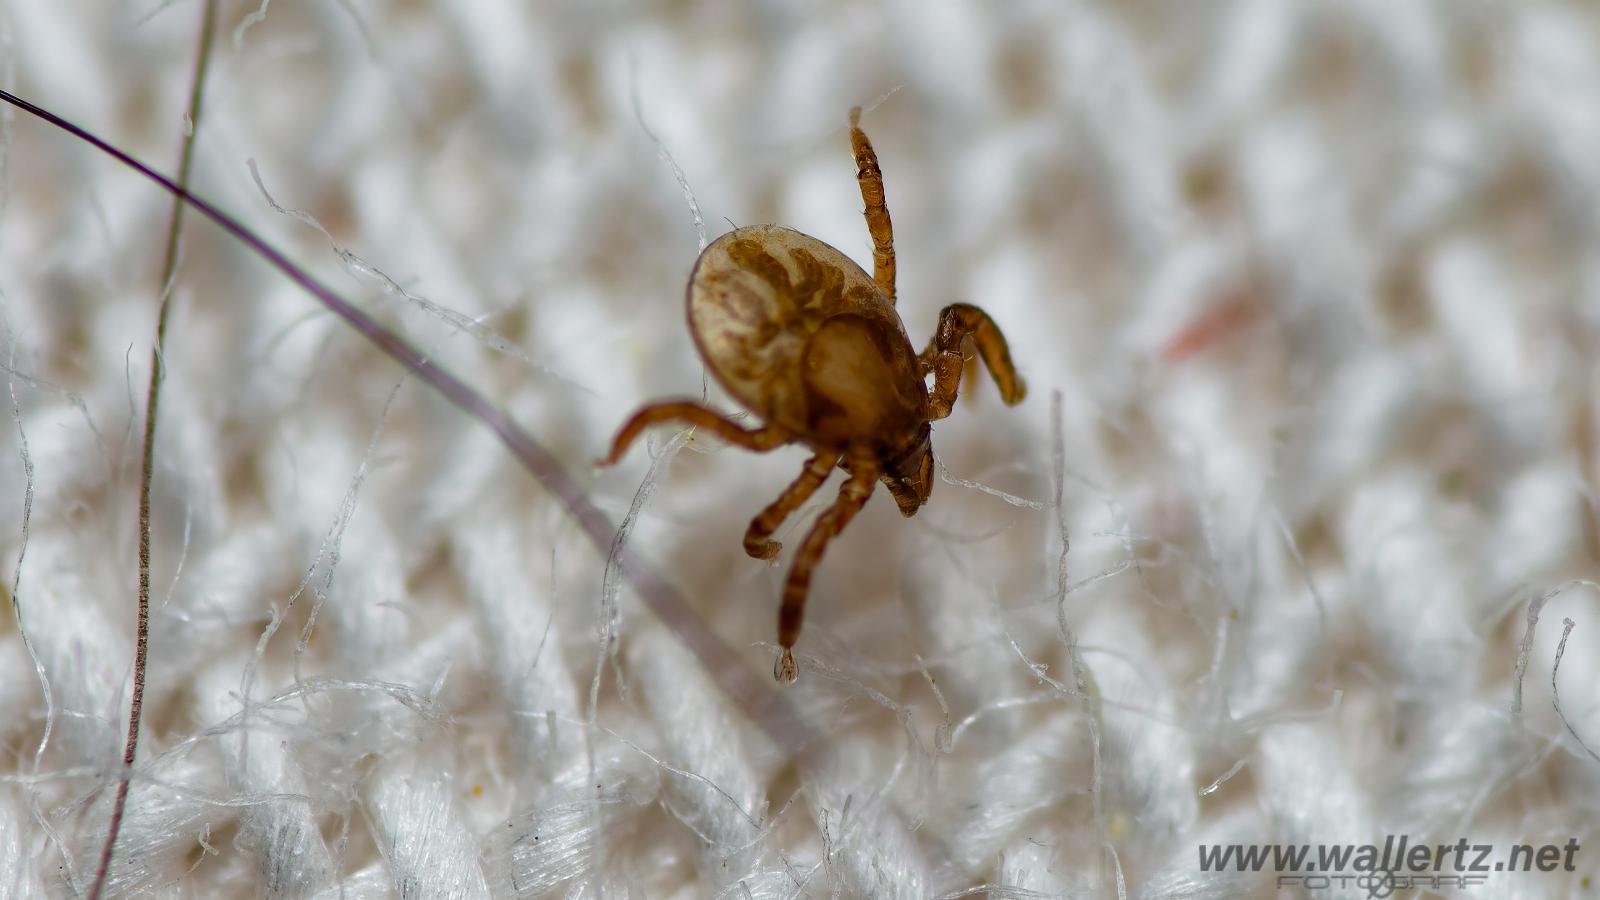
<box><xmin>849</xmin><ymin>107</ymin><xmax>896</xmax><ymax>305</ymax></box>
<box><xmin>745</xmin><ymin>452</ymin><xmax>840</xmax><ymax>560</ymax></box>
<box><xmin>774</xmin><ymin>461</ymin><xmax>877</xmax><ymax>683</ymax></box>
<box><xmin>600</xmin><ymin>401</ymin><xmax>788</xmax><ymax>465</ymax></box>
<box><xmin>920</xmin><ymin>303</ymin><xmax>1028</xmax><ymax>420</ymax></box>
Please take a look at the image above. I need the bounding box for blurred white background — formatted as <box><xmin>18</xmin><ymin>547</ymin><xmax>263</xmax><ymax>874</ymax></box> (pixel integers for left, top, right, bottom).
<box><xmin>2</xmin><ymin>0</ymin><xmax>1599</xmax><ymax>896</ymax></box>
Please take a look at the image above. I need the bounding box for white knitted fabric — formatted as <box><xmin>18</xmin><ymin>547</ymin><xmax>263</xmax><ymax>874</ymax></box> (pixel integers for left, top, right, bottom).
<box><xmin>2</xmin><ymin>1</ymin><xmax>1597</xmax><ymax>897</ymax></box>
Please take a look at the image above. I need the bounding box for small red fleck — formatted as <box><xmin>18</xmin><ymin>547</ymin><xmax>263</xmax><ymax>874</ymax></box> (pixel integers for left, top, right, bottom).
<box><xmin>1161</xmin><ymin>292</ymin><xmax>1259</xmax><ymax>363</ymax></box>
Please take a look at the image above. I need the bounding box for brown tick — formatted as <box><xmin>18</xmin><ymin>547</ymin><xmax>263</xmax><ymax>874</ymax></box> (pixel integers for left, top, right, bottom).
<box><xmin>602</xmin><ymin>108</ymin><xmax>1026</xmax><ymax>683</ymax></box>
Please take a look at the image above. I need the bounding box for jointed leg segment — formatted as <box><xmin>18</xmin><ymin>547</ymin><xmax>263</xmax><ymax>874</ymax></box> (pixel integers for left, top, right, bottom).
<box><xmin>745</xmin><ymin>452</ymin><xmax>839</xmax><ymax>560</ymax></box>
<box><xmin>849</xmin><ymin>107</ymin><xmax>896</xmax><ymax>305</ymax></box>
<box><xmin>601</xmin><ymin>401</ymin><xmax>790</xmax><ymax>465</ymax></box>
<box><xmin>921</xmin><ymin>303</ymin><xmax>1028</xmax><ymax>420</ymax></box>
<box><xmin>775</xmin><ymin>461</ymin><xmax>877</xmax><ymax>682</ymax></box>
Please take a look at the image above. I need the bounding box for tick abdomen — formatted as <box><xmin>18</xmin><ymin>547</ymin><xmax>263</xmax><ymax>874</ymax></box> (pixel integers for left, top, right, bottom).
<box><xmin>687</xmin><ymin>225</ymin><xmax>922</xmax><ymax>445</ymax></box>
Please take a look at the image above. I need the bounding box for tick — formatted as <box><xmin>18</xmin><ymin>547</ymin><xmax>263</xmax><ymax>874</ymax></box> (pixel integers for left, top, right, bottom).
<box><xmin>601</xmin><ymin>108</ymin><xmax>1026</xmax><ymax>683</ymax></box>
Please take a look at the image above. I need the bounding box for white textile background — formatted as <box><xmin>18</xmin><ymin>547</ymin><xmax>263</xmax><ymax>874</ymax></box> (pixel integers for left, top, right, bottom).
<box><xmin>2</xmin><ymin>0</ymin><xmax>1599</xmax><ymax>897</ymax></box>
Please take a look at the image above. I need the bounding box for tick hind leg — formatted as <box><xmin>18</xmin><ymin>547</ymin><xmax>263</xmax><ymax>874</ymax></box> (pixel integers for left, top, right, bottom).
<box><xmin>920</xmin><ymin>303</ymin><xmax>1028</xmax><ymax>420</ymax></box>
<box><xmin>774</xmin><ymin>461</ymin><xmax>877</xmax><ymax>683</ymax></box>
<box><xmin>600</xmin><ymin>401</ymin><xmax>789</xmax><ymax>465</ymax></box>
<box><xmin>849</xmin><ymin>107</ymin><xmax>896</xmax><ymax>304</ymax></box>
<box><xmin>745</xmin><ymin>452</ymin><xmax>840</xmax><ymax>560</ymax></box>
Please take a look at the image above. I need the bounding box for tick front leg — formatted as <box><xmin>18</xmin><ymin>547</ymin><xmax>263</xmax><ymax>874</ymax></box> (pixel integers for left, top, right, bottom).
<box><xmin>849</xmin><ymin>107</ymin><xmax>896</xmax><ymax>305</ymax></box>
<box><xmin>920</xmin><ymin>303</ymin><xmax>1028</xmax><ymax>420</ymax></box>
<box><xmin>774</xmin><ymin>461</ymin><xmax>877</xmax><ymax>683</ymax></box>
<box><xmin>600</xmin><ymin>401</ymin><xmax>789</xmax><ymax>465</ymax></box>
<box><xmin>745</xmin><ymin>452</ymin><xmax>840</xmax><ymax>560</ymax></box>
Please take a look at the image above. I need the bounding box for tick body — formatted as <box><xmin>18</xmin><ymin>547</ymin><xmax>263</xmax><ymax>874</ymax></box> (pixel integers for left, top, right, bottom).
<box><xmin>689</xmin><ymin>225</ymin><xmax>927</xmax><ymax>455</ymax></box>
<box><xmin>604</xmin><ymin>109</ymin><xmax>1026</xmax><ymax>682</ymax></box>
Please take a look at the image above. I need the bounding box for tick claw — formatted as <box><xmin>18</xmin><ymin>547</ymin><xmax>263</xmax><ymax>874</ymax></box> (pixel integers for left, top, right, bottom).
<box><xmin>745</xmin><ymin>539</ymin><xmax>781</xmax><ymax>561</ymax></box>
<box><xmin>775</xmin><ymin>648</ymin><xmax>798</xmax><ymax>684</ymax></box>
